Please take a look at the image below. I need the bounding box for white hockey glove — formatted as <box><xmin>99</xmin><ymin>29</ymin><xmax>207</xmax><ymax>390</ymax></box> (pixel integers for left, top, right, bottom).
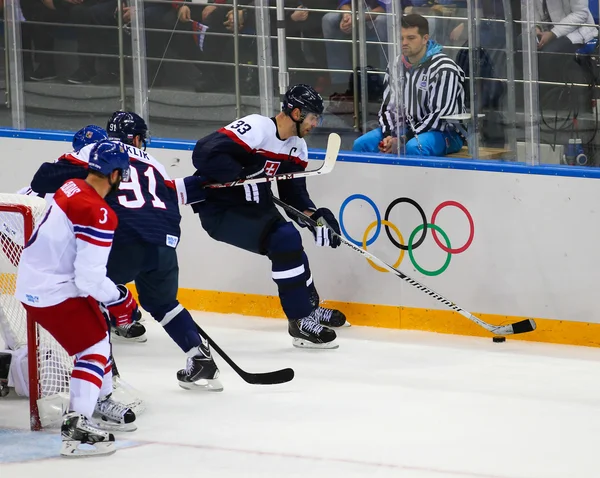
<box><xmin>308</xmin><ymin>208</ymin><xmax>341</xmax><ymax>248</ymax></box>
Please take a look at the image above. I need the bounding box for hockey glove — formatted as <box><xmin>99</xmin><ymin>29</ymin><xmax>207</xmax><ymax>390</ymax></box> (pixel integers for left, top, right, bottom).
<box><xmin>240</xmin><ymin>166</ymin><xmax>265</xmax><ymax>204</ymax></box>
<box><xmin>309</xmin><ymin>208</ymin><xmax>341</xmax><ymax>248</ymax></box>
<box><xmin>106</xmin><ymin>285</ymin><xmax>139</xmax><ymax>327</ymax></box>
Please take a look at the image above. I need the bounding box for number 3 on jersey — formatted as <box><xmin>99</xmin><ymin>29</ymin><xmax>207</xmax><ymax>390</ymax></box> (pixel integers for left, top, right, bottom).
<box><xmin>118</xmin><ymin>166</ymin><xmax>166</xmax><ymax>209</ymax></box>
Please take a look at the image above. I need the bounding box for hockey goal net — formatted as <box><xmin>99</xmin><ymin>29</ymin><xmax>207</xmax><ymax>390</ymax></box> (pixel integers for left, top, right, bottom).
<box><xmin>0</xmin><ymin>193</ymin><xmax>72</xmax><ymax>430</ymax></box>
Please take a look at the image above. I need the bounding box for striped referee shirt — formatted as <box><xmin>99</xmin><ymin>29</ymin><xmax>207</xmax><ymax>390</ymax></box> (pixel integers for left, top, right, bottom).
<box><xmin>378</xmin><ymin>42</ymin><xmax>466</xmax><ymax>139</ymax></box>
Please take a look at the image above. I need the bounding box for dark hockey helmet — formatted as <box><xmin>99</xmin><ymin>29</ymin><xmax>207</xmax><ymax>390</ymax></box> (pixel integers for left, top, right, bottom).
<box><xmin>72</xmin><ymin>125</ymin><xmax>108</xmax><ymax>153</ymax></box>
<box><xmin>282</xmin><ymin>84</ymin><xmax>324</xmax><ymax>120</ymax></box>
<box><xmin>106</xmin><ymin>111</ymin><xmax>149</xmax><ymax>148</ymax></box>
<box><xmin>88</xmin><ymin>140</ymin><xmax>131</xmax><ymax>181</ymax></box>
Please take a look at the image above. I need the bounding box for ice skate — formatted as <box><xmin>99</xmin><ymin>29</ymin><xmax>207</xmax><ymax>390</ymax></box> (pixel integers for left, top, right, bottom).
<box><xmin>177</xmin><ymin>340</ymin><xmax>223</xmax><ymax>392</ymax></box>
<box><xmin>61</xmin><ymin>412</ymin><xmax>116</xmax><ymax>457</ymax></box>
<box><xmin>288</xmin><ymin>312</ymin><xmax>338</xmax><ymax>349</ymax></box>
<box><xmin>309</xmin><ymin>287</ymin><xmax>350</xmax><ymax>327</ymax></box>
<box><xmin>313</xmin><ymin>305</ymin><xmax>350</xmax><ymax>327</ymax></box>
<box><xmin>111</xmin><ymin>321</ymin><xmax>147</xmax><ymax>343</ymax></box>
<box><xmin>93</xmin><ymin>393</ymin><xmax>137</xmax><ymax>432</ymax></box>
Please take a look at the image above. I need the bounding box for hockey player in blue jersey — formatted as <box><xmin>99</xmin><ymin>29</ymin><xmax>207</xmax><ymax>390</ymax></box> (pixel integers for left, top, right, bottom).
<box><xmin>191</xmin><ymin>84</ymin><xmax>346</xmax><ymax>349</ymax></box>
<box><xmin>28</xmin><ymin>113</ymin><xmax>222</xmax><ymax>391</ymax></box>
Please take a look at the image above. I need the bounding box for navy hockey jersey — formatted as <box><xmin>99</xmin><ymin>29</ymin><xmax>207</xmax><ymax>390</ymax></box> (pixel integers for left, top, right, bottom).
<box><xmin>192</xmin><ymin>114</ymin><xmax>316</xmax><ymax>212</ymax></box>
<box><xmin>30</xmin><ymin>143</ymin><xmax>183</xmax><ymax>249</ymax></box>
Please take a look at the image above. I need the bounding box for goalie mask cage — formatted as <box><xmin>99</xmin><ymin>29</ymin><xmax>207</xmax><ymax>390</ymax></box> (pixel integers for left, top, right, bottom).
<box><xmin>0</xmin><ymin>193</ymin><xmax>72</xmax><ymax>431</ymax></box>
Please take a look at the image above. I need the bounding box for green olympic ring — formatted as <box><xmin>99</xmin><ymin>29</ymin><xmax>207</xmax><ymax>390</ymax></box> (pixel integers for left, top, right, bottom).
<box><xmin>408</xmin><ymin>224</ymin><xmax>452</xmax><ymax>276</ymax></box>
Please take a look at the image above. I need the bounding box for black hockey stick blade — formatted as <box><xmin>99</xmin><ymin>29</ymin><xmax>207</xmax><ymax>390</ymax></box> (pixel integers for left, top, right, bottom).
<box><xmin>490</xmin><ymin>318</ymin><xmax>537</xmax><ymax>336</ymax></box>
<box><xmin>195</xmin><ymin>323</ymin><xmax>294</xmax><ymax>385</ymax></box>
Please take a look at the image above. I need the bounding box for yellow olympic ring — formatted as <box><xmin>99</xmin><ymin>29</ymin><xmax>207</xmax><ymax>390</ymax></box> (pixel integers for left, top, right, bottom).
<box><xmin>362</xmin><ymin>220</ymin><xmax>405</xmax><ymax>273</ymax></box>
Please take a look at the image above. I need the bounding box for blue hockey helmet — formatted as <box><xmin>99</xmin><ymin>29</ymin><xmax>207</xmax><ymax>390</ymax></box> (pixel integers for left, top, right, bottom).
<box><xmin>282</xmin><ymin>84</ymin><xmax>324</xmax><ymax>118</ymax></box>
<box><xmin>72</xmin><ymin>125</ymin><xmax>108</xmax><ymax>152</ymax></box>
<box><xmin>106</xmin><ymin>111</ymin><xmax>149</xmax><ymax>147</ymax></box>
<box><xmin>87</xmin><ymin>140</ymin><xmax>131</xmax><ymax>181</ymax></box>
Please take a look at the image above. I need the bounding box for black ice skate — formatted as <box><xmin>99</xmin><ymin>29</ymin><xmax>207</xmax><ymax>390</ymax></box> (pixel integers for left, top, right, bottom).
<box><xmin>288</xmin><ymin>312</ymin><xmax>338</xmax><ymax>349</ymax></box>
<box><xmin>313</xmin><ymin>306</ymin><xmax>350</xmax><ymax>328</ymax></box>
<box><xmin>308</xmin><ymin>287</ymin><xmax>350</xmax><ymax>327</ymax></box>
<box><xmin>177</xmin><ymin>340</ymin><xmax>223</xmax><ymax>392</ymax></box>
<box><xmin>61</xmin><ymin>412</ymin><xmax>116</xmax><ymax>457</ymax></box>
<box><xmin>93</xmin><ymin>393</ymin><xmax>137</xmax><ymax>432</ymax></box>
<box><xmin>111</xmin><ymin>321</ymin><xmax>147</xmax><ymax>343</ymax></box>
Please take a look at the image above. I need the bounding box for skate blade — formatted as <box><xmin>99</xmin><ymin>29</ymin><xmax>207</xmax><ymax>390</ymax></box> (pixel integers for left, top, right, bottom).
<box><xmin>292</xmin><ymin>338</ymin><xmax>339</xmax><ymax>349</ymax></box>
<box><xmin>178</xmin><ymin>378</ymin><xmax>224</xmax><ymax>392</ymax></box>
<box><xmin>61</xmin><ymin>439</ymin><xmax>116</xmax><ymax>458</ymax></box>
<box><xmin>110</xmin><ymin>331</ymin><xmax>148</xmax><ymax>343</ymax></box>
<box><xmin>341</xmin><ymin>321</ymin><xmax>351</xmax><ymax>327</ymax></box>
<box><xmin>94</xmin><ymin>417</ymin><xmax>137</xmax><ymax>433</ymax></box>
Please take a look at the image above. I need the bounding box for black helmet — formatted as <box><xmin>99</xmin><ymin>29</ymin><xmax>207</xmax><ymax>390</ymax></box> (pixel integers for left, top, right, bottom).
<box><xmin>282</xmin><ymin>84</ymin><xmax>324</xmax><ymax>118</ymax></box>
<box><xmin>106</xmin><ymin>111</ymin><xmax>149</xmax><ymax>147</ymax></box>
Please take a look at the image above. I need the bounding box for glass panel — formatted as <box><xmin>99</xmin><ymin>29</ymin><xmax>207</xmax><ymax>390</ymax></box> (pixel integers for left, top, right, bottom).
<box><xmin>19</xmin><ymin>0</ymin><xmax>128</xmax><ymax>131</ymax></box>
<box><xmin>530</xmin><ymin>0</ymin><xmax>598</xmax><ymax>167</ymax></box>
<box><xmin>0</xmin><ymin>13</ymin><xmax>11</xmax><ymax>127</ymax></box>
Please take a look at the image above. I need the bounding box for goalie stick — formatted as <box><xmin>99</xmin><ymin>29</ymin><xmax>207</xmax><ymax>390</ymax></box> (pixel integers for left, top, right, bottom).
<box><xmin>273</xmin><ymin>197</ymin><xmax>536</xmax><ymax>337</ymax></box>
<box><xmin>204</xmin><ymin>133</ymin><xmax>341</xmax><ymax>189</ymax></box>
<box><xmin>195</xmin><ymin>323</ymin><xmax>294</xmax><ymax>385</ymax></box>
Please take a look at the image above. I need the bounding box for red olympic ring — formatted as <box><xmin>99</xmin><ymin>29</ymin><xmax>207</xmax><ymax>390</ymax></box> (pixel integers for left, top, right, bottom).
<box><xmin>430</xmin><ymin>201</ymin><xmax>474</xmax><ymax>254</ymax></box>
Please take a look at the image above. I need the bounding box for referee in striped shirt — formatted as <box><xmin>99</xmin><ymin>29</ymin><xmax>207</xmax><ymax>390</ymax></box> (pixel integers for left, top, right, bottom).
<box><xmin>353</xmin><ymin>14</ymin><xmax>466</xmax><ymax>157</ymax></box>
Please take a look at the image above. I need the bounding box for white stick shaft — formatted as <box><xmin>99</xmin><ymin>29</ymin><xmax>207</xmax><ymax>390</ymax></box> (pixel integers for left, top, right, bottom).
<box><xmin>272</xmin><ymin>197</ymin><xmax>531</xmax><ymax>336</ymax></box>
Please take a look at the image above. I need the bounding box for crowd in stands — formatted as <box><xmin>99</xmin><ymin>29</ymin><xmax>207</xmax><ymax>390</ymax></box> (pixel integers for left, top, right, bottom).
<box><xmin>10</xmin><ymin>0</ymin><xmax>600</xmax><ymax>157</ymax></box>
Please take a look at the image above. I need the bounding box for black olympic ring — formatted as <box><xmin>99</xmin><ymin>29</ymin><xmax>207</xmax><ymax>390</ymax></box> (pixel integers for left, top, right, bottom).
<box><xmin>384</xmin><ymin>197</ymin><xmax>427</xmax><ymax>251</ymax></box>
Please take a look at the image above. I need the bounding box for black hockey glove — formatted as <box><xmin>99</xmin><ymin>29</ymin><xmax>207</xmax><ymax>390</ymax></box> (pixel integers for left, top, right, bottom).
<box><xmin>309</xmin><ymin>208</ymin><xmax>341</xmax><ymax>249</ymax></box>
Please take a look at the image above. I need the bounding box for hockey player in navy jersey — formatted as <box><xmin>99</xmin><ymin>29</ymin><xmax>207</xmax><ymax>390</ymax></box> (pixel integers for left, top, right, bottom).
<box><xmin>16</xmin><ymin>141</ymin><xmax>138</xmax><ymax>457</ymax></box>
<box><xmin>191</xmin><ymin>84</ymin><xmax>346</xmax><ymax>349</ymax></box>
<box><xmin>27</xmin><ymin>113</ymin><xmax>222</xmax><ymax>392</ymax></box>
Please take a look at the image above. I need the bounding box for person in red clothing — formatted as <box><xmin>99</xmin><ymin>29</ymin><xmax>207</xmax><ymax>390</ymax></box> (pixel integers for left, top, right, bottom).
<box><xmin>16</xmin><ymin>141</ymin><xmax>139</xmax><ymax>457</ymax></box>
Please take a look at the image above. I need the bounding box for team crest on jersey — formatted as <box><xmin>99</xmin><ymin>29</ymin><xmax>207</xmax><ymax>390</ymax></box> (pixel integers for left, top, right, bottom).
<box><xmin>264</xmin><ymin>160</ymin><xmax>281</xmax><ymax>177</ymax></box>
<box><xmin>418</xmin><ymin>73</ymin><xmax>428</xmax><ymax>90</ymax></box>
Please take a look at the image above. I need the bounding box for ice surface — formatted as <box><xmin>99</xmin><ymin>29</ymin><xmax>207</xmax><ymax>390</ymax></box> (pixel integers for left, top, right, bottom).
<box><xmin>2</xmin><ymin>312</ymin><xmax>600</xmax><ymax>478</ymax></box>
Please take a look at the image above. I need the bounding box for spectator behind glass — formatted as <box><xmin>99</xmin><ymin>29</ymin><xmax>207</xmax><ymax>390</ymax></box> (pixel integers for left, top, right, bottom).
<box><xmin>534</xmin><ymin>0</ymin><xmax>597</xmax><ymax>84</ymax></box>
<box><xmin>321</xmin><ymin>0</ymin><xmax>388</xmax><ymax>96</ymax></box>
<box><xmin>143</xmin><ymin>0</ymin><xmax>213</xmax><ymax>91</ymax></box>
<box><xmin>66</xmin><ymin>0</ymin><xmax>120</xmax><ymax>84</ymax></box>
<box><xmin>352</xmin><ymin>14</ymin><xmax>466</xmax><ymax>157</ymax></box>
<box><xmin>20</xmin><ymin>0</ymin><xmax>76</xmax><ymax>81</ymax></box>
<box><xmin>201</xmin><ymin>0</ymin><xmax>259</xmax><ymax>93</ymax></box>
<box><xmin>276</xmin><ymin>1</ymin><xmax>338</xmax><ymax>91</ymax></box>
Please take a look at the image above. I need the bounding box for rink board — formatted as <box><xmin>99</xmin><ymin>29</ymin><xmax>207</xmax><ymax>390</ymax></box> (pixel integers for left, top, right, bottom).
<box><xmin>2</xmin><ymin>134</ymin><xmax>600</xmax><ymax>346</ymax></box>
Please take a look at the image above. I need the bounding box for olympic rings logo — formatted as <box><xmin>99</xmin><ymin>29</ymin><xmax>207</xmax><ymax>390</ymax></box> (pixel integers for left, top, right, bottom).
<box><xmin>338</xmin><ymin>195</ymin><xmax>475</xmax><ymax>276</ymax></box>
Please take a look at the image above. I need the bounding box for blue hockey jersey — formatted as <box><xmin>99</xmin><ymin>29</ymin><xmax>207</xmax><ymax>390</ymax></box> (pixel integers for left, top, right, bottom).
<box><xmin>192</xmin><ymin>114</ymin><xmax>316</xmax><ymax>213</ymax></box>
<box><xmin>30</xmin><ymin>143</ymin><xmax>186</xmax><ymax>249</ymax></box>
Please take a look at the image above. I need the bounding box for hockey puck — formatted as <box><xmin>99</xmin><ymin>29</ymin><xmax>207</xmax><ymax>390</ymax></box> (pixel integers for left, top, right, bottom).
<box><xmin>492</xmin><ymin>336</ymin><xmax>506</xmax><ymax>343</ymax></box>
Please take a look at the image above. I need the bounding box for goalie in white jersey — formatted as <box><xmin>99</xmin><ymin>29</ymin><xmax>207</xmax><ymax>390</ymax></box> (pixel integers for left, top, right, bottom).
<box><xmin>15</xmin><ymin>140</ymin><xmax>140</xmax><ymax>457</ymax></box>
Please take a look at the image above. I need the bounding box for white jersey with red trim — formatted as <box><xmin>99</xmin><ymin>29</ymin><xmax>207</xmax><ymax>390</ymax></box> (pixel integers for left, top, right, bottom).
<box><xmin>15</xmin><ymin>179</ymin><xmax>120</xmax><ymax>308</ymax></box>
<box><xmin>192</xmin><ymin>114</ymin><xmax>316</xmax><ymax>211</ymax></box>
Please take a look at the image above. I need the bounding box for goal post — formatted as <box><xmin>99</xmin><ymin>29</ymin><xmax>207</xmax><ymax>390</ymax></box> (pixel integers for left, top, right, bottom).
<box><xmin>0</xmin><ymin>193</ymin><xmax>71</xmax><ymax>430</ymax></box>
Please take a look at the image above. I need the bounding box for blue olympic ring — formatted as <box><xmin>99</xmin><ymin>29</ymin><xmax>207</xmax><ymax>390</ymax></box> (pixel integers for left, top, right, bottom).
<box><xmin>339</xmin><ymin>194</ymin><xmax>381</xmax><ymax>247</ymax></box>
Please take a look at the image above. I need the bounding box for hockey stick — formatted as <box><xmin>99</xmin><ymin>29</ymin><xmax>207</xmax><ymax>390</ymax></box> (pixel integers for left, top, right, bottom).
<box><xmin>273</xmin><ymin>197</ymin><xmax>536</xmax><ymax>337</ymax></box>
<box><xmin>195</xmin><ymin>323</ymin><xmax>294</xmax><ymax>385</ymax></box>
<box><xmin>204</xmin><ymin>133</ymin><xmax>341</xmax><ymax>189</ymax></box>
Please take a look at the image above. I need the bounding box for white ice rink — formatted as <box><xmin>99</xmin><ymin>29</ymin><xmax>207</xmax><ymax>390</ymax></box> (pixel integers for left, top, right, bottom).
<box><xmin>2</xmin><ymin>312</ymin><xmax>600</xmax><ymax>478</ymax></box>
